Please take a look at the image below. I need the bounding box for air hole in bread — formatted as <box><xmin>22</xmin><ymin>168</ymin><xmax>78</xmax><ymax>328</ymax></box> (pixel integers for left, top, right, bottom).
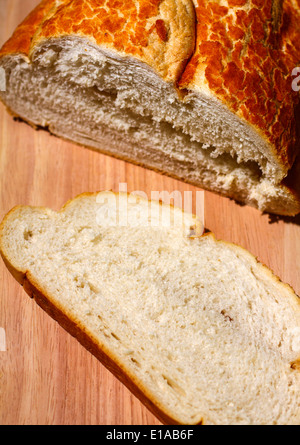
<box><xmin>130</xmin><ymin>357</ymin><xmax>141</xmax><ymax>367</ymax></box>
<box><xmin>221</xmin><ymin>310</ymin><xmax>233</xmax><ymax>322</ymax></box>
<box><xmin>23</xmin><ymin>229</ymin><xmax>33</xmax><ymax>241</ymax></box>
<box><xmin>162</xmin><ymin>375</ymin><xmax>186</xmax><ymax>396</ymax></box>
<box><xmin>111</xmin><ymin>332</ymin><xmax>120</xmax><ymax>341</ymax></box>
<box><xmin>290</xmin><ymin>360</ymin><xmax>300</xmax><ymax>371</ymax></box>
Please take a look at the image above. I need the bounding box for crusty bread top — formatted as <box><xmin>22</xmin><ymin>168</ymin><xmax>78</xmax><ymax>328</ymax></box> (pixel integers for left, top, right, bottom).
<box><xmin>0</xmin><ymin>0</ymin><xmax>57</xmax><ymax>57</ymax></box>
<box><xmin>0</xmin><ymin>0</ymin><xmax>196</xmax><ymax>83</ymax></box>
<box><xmin>0</xmin><ymin>0</ymin><xmax>299</xmax><ymax>178</ymax></box>
<box><xmin>179</xmin><ymin>0</ymin><xmax>300</xmax><ymax>177</ymax></box>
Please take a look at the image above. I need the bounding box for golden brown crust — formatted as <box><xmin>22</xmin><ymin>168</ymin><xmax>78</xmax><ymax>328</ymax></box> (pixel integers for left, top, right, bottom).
<box><xmin>0</xmin><ymin>0</ymin><xmax>195</xmax><ymax>83</ymax></box>
<box><xmin>179</xmin><ymin>0</ymin><xmax>300</xmax><ymax>176</ymax></box>
<box><xmin>0</xmin><ymin>0</ymin><xmax>58</xmax><ymax>58</ymax></box>
<box><xmin>0</xmin><ymin>0</ymin><xmax>299</xmax><ymax>213</ymax></box>
<box><xmin>0</xmin><ymin>0</ymin><xmax>299</xmax><ymax>157</ymax></box>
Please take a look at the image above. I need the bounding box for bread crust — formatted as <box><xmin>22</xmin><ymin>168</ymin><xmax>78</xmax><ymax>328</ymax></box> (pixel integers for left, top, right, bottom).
<box><xmin>0</xmin><ymin>0</ymin><xmax>196</xmax><ymax>83</ymax></box>
<box><xmin>0</xmin><ymin>0</ymin><xmax>299</xmax><ymax>176</ymax></box>
<box><xmin>179</xmin><ymin>0</ymin><xmax>300</xmax><ymax>178</ymax></box>
<box><xmin>0</xmin><ymin>0</ymin><xmax>299</xmax><ymax>215</ymax></box>
<box><xmin>0</xmin><ymin>0</ymin><xmax>57</xmax><ymax>58</ymax></box>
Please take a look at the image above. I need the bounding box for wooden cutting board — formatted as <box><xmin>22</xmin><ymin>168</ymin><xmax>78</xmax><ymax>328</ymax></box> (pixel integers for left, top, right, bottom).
<box><xmin>0</xmin><ymin>0</ymin><xmax>299</xmax><ymax>425</ymax></box>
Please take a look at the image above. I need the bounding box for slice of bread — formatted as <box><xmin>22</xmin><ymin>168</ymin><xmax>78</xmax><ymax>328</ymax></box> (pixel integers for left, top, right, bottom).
<box><xmin>0</xmin><ymin>192</ymin><xmax>299</xmax><ymax>425</ymax></box>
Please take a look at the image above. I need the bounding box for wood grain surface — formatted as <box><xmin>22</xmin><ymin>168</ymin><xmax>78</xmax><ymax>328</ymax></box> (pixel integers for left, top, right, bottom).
<box><xmin>0</xmin><ymin>0</ymin><xmax>299</xmax><ymax>426</ymax></box>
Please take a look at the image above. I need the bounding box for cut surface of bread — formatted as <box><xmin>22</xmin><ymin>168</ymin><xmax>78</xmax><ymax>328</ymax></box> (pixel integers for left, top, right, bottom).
<box><xmin>0</xmin><ymin>0</ymin><xmax>299</xmax><ymax>216</ymax></box>
<box><xmin>0</xmin><ymin>192</ymin><xmax>299</xmax><ymax>425</ymax></box>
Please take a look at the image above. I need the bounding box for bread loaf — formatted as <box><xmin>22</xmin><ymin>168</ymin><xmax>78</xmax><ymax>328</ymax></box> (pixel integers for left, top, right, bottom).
<box><xmin>0</xmin><ymin>0</ymin><xmax>299</xmax><ymax>215</ymax></box>
<box><xmin>0</xmin><ymin>192</ymin><xmax>299</xmax><ymax>425</ymax></box>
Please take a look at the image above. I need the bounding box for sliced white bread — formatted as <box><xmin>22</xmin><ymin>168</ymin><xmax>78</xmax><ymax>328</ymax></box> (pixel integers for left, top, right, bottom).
<box><xmin>0</xmin><ymin>192</ymin><xmax>299</xmax><ymax>425</ymax></box>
